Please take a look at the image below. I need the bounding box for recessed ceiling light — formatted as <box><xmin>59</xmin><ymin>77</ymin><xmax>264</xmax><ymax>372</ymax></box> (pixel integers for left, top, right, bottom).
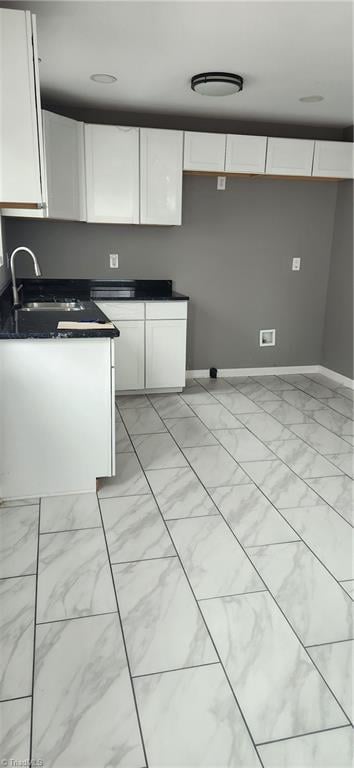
<box><xmin>299</xmin><ymin>95</ymin><xmax>324</xmax><ymax>103</ymax></box>
<box><xmin>191</xmin><ymin>72</ymin><xmax>243</xmax><ymax>97</ymax></box>
<box><xmin>90</xmin><ymin>73</ymin><xmax>117</xmax><ymax>84</ymax></box>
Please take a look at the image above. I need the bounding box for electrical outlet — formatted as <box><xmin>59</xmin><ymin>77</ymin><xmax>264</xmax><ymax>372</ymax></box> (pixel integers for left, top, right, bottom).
<box><xmin>217</xmin><ymin>176</ymin><xmax>226</xmax><ymax>191</ymax></box>
<box><xmin>292</xmin><ymin>257</ymin><xmax>301</xmax><ymax>271</ymax></box>
<box><xmin>109</xmin><ymin>253</ymin><xmax>119</xmax><ymax>269</ymax></box>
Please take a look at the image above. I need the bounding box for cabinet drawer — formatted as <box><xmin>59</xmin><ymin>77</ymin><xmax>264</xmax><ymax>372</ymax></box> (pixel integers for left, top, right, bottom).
<box><xmin>95</xmin><ymin>301</ymin><xmax>145</xmax><ymax>321</ymax></box>
<box><xmin>145</xmin><ymin>301</ymin><xmax>188</xmax><ymax>320</ymax></box>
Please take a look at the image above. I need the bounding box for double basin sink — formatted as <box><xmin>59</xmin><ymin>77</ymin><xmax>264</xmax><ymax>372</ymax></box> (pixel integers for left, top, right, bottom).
<box><xmin>20</xmin><ymin>300</ymin><xmax>84</xmax><ymax>312</ymax></box>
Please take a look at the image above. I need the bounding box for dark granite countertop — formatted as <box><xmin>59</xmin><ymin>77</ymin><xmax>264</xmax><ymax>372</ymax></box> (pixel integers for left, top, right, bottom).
<box><xmin>0</xmin><ymin>279</ymin><xmax>189</xmax><ymax>340</ymax></box>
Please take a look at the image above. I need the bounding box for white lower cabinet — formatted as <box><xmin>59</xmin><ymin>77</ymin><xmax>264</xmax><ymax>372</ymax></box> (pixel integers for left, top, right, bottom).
<box><xmin>96</xmin><ymin>300</ymin><xmax>188</xmax><ymax>391</ymax></box>
<box><xmin>146</xmin><ymin>319</ymin><xmax>187</xmax><ymax>389</ymax></box>
<box><xmin>113</xmin><ymin>320</ymin><xmax>145</xmax><ymax>391</ymax></box>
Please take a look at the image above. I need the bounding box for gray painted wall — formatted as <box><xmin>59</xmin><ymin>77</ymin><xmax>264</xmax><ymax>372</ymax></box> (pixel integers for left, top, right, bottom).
<box><xmin>4</xmin><ymin>175</ymin><xmax>337</xmax><ymax>371</ymax></box>
<box><xmin>323</xmin><ymin>180</ymin><xmax>354</xmax><ymax>379</ymax></box>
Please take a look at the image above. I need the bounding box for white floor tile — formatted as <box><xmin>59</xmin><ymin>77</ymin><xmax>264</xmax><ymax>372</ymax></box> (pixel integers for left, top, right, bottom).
<box><xmin>146</xmin><ymin>467</ymin><xmax>218</xmax><ymax>519</ymax></box>
<box><xmin>308</xmin><ymin>641</ymin><xmax>353</xmax><ymax>723</ymax></box>
<box><xmin>121</xmin><ymin>406</ymin><xmax>166</xmax><ymax>435</ymax></box>
<box><xmin>281</xmin><ymin>389</ymin><xmax>329</xmax><ymax>412</ymax></box>
<box><xmin>201</xmin><ymin>591</ymin><xmax>346</xmax><ymax>743</ymax></box>
<box><xmin>117</xmin><ymin>394</ymin><xmax>150</xmax><ymax>409</ymax></box>
<box><xmin>260</xmin><ymin>400</ymin><xmax>313</xmax><ymax>424</ymax></box>
<box><xmin>281</xmin><ymin>505</ymin><xmax>353</xmax><ymax>580</ymax></box>
<box><xmin>307</xmin><ymin>476</ymin><xmax>354</xmax><ymax>526</ymax></box>
<box><xmin>0</xmin><ymin>576</ymin><xmax>35</xmax><ymax>699</ymax></box>
<box><xmin>101</xmin><ymin>494</ymin><xmax>174</xmax><ymax>563</ymax></box>
<box><xmin>340</xmin><ymin>580</ymin><xmax>354</xmax><ymax>598</ymax></box>
<box><xmin>165</xmin><ymin>416</ymin><xmax>218</xmax><ymax>448</ymax></box>
<box><xmin>323</xmin><ymin>397</ymin><xmax>354</xmax><ymax>419</ymax></box>
<box><xmin>290</xmin><ymin>423</ymin><xmax>351</xmax><ymax>455</ymax></box>
<box><xmin>181</xmin><ymin>384</ymin><xmax>216</xmax><ymax>406</ymax></box>
<box><xmin>149</xmin><ymin>394</ymin><xmax>194</xmax><ymax>419</ymax></box>
<box><xmin>98</xmin><ymin>453</ymin><xmax>150</xmax><ymax>498</ymax></box>
<box><xmin>0</xmin><ymin>505</ymin><xmax>38</xmax><ymax>579</ymax></box>
<box><xmin>311</xmin><ymin>409</ymin><xmax>354</xmax><ymax>437</ymax></box>
<box><xmin>214</xmin><ymin>428</ymin><xmax>274</xmax><ymax>461</ymax></box>
<box><xmin>184</xmin><ymin>445</ymin><xmax>249</xmax><ymax>488</ymax></box>
<box><xmin>191</xmin><ymin>402</ymin><xmax>243</xmax><ymax>430</ymax></box>
<box><xmin>259</xmin><ymin>727</ymin><xmax>353</xmax><ymax>767</ymax></box>
<box><xmin>115</xmin><ymin>413</ymin><xmax>134</xmax><ymax>452</ymax></box>
<box><xmin>210</xmin><ymin>484</ymin><xmax>298</xmax><ymax>547</ymax></box>
<box><xmin>242</xmin><ymin>460</ymin><xmax>321</xmax><ymax>508</ymax></box>
<box><xmin>252</xmin><ymin>375</ymin><xmax>295</xmax><ymax>392</ymax></box>
<box><xmin>238</xmin><ymin>412</ymin><xmax>296</xmax><ymax>442</ymax></box>
<box><xmin>40</xmin><ymin>493</ymin><xmax>101</xmax><ymax>533</ymax></box>
<box><xmin>32</xmin><ymin>613</ymin><xmax>145</xmax><ymax>768</ymax></box>
<box><xmin>213</xmin><ymin>391</ymin><xmax>262</xmax><ymax>414</ymax></box>
<box><xmin>134</xmin><ymin>664</ymin><xmax>261</xmax><ymax>768</ymax></box>
<box><xmin>113</xmin><ymin>558</ymin><xmax>216</xmax><ymax>675</ymax></box>
<box><xmin>234</xmin><ymin>381</ymin><xmax>282</xmax><ymax>402</ymax></box>
<box><xmin>268</xmin><ymin>438</ymin><xmax>343</xmax><ymax>478</ymax></box>
<box><xmin>37</xmin><ymin>528</ymin><xmax>116</xmax><ymax>623</ymax></box>
<box><xmin>132</xmin><ymin>433</ymin><xmax>188</xmax><ymax>470</ymax></box>
<box><xmin>0</xmin><ymin>698</ymin><xmax>31</xmax><ymax>765</ymax></box>
<box><xmin>248</xmin><ymin>542</ymin><xmax>353</xmax><ymax>645</ymax></box>
<box><xmin>327</xmin><ymin>453</ymin><xmax>354</xmax><ymax>479</ymax></box>
<box><xmin>168</xmin><ymin>515</ymin><xmax>264</xmax><ymax>599</ymax></box>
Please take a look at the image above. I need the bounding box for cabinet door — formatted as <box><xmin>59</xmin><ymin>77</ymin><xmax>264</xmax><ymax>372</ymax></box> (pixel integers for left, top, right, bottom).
<box><xmin>266</xmin><ymin>138</ymin><xmax>315</xmax><ymax>176</ymax></box>
<box><xmin>312</xmin><ymin>141</ymin><xmax>354</xmax><ymax>179</ymax></box>
<box><xmin>43</xmin><ymin>111</ymin><xmax>85</xmax><ymax>220</ymax></box>
<box><xmin>146</xmin><ymin>320</ymin><xmax>187</xmax><ymax>389</ymax></box>
<box><xmin>0</xmin><ymin>9</ymin><xmax>42</xmax><ymax>204</ymax></box>
<box><xmin>184</xmin><ymin>131</ymin><xmax>226</xmax><ymax>172</ymax></box>
<box><xmin>225</xmin><ymin>135</ymin><xmax>267</xmax><ymax>174</ymax></box>
<box><xmin>140</xmin><ymin>129</ymin><xmax>183</xmax><ymax>225</ymax></box>
<box><xmin>114</xmin><ymin>320</ymin><xmax>145</xmax><ymax>391</ymax></box>
<box><xmin>85</xmin><ymin>124</ymin><xmax>139</xmax><ymax>223</ymax></box>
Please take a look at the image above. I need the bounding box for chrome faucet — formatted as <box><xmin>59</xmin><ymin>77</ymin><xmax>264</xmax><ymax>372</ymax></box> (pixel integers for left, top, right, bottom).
<box><xmin>10</xmin><ymin>247</ymin><xmax>42</xmax><ymax>307</ymax></box>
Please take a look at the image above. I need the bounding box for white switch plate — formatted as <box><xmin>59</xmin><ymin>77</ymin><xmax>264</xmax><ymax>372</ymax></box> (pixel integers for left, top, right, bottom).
<box><xmin>292</xmin><ymin>257</ymin><xmax>301</xmax><ymax>271</ymax></box>
<box><xmin>217</xmin><ymin>176</ymin><xmax>226</xmax><ymax>191</ymax></box>
<box><xmin>109</xmin><ymin>253</ymin><xmax>119</xmax><ymax>269</ymax></box>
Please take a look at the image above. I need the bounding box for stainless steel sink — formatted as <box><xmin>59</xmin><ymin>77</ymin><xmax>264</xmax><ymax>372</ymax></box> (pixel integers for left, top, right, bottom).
<box><xmin>20</xmin><ymin>301</ymin><xmax>85</xmax><ymax>311</ymax></box>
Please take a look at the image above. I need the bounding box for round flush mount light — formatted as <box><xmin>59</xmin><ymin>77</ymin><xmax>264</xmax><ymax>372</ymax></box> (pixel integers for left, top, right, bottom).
<box><xmin>191</xmin><ymin>72</ymin><xmax>243</xmax><ymax>97</ymax></box>
<box><xmin>299</xmin><ymin>95</ymin><xmax>324</xmax><ymax>103</ymax></box>
<box><xmin>90</xmin><ymin>73</ymin><xmax>117</xmax><ymax>84</ymax></box>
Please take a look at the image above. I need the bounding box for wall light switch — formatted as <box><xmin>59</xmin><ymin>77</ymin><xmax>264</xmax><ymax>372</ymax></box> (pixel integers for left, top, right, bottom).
<box><xmin>292</xmin><ymin>257</ymin><xmax>301</xmax><ymax>271</ymax></box>
<box><xmin>217</xmin><ymin>176</ymin><xmax>226</xmax><ymax>191</ymax></box>
<box><xmin>109</xmin><ymin>253</ymin><xmax>119</xmax><ymax>269</ymax></box>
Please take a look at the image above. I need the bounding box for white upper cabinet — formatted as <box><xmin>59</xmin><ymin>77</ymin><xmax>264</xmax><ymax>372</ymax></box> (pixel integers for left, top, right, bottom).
<box><xmin>266</xmin><ymin>138</ymin><xmax>315</xmax><ymax>176</ymax></box>
<box><xmin>43</xmin><ymin>111</ymin><xmax>86</xmax><ymax>220</ymax></box>
<box><xmin>184</xmin><ymin>131</ymin><xmax>226</xmax><ymax>172</ymax></box>
<box><xmin>140</xmin><ymin>129</ymin><xmax>183</xmax><ymax>225</ymax></box>
<box><xmin>312</xmin><ymin>141</ymin><xmax>354</xmax><ymax>179</ymax></box>
<box><xmin>225</xmin><ymin>134</ymin><xmax>267</xmax><ymax>174</ymax></box>
<box><xmin>85</xmin><ymin>124</ymin><xmax>139</xmax><ymax>223</ymax></box>
<box><xmin>0</xmin><ymin>9</ymin><xmax>42</xmax><ymax>205</ymax></box>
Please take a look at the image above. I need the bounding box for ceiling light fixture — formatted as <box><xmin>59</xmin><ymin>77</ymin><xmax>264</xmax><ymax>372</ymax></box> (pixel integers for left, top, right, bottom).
<box><xmin>299</xmin><ymin>95</ymin><xmax>324</xmax><ymax>103</ymax></box>
<box><xmin>191</xmin><ymin>72</ymin><xmax>243</xmax><ymax>97</ymax></box>
<box><xmin>90</xmin><ymin>73</ymin><xmax>117</xmax><ymax>84</ymax></box>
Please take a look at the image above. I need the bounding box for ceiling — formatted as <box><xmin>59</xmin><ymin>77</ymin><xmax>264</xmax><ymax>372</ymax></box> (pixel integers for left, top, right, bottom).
<box><xmin>3</xmin><ymin>0</ymin><xmax>354</xmax><ymax>127</ymax></box>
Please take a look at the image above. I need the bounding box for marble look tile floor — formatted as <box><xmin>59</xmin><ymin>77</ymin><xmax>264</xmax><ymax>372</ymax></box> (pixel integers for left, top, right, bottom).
<box><xmin>0</xmin><ymin>372</ymin><xmax>353</xmax><ymax>767</ymax></box>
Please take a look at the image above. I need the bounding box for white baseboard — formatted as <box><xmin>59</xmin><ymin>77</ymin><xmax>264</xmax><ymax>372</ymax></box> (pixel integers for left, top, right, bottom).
<box><xmin>187</xmin><ymin>365</ymin><xmax>321</xmax><ymax>378</ymax></box>
<box><xmin>187</xmin><ymin>364</ymin><xmax>354</xmax><ymax>389</ymax></box>
<box><xmin>319</xmin><ymin>366</ymin><xmax>354</xmax><ymax>390</ymax></box>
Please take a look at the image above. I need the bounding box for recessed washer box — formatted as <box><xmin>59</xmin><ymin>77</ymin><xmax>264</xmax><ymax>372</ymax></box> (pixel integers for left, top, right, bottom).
<box><xmin>260</xmin><ymin>329</ymin><xmax>276</xmax><ymax>347</ymax></box>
